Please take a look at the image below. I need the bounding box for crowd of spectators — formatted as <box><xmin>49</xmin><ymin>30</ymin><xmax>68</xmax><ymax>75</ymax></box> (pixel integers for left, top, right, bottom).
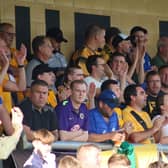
<box><xmin>1</xmin><ymin>22</ymin><xmax>168</xmax><ymax>167</ymax></box>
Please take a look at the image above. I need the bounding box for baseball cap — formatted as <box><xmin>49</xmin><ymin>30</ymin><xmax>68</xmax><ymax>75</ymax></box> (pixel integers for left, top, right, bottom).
<box><xmin>32</xmin><ymin>64</ymin><xmax>55</xmax><ymax>80</ymax></box>
<box><xmin>98</xmin><ymin>89</ymin><xmax>119</xmax><ymax>109</ymax></box>
<box><xmin>46</xmin><ymin>27</ymin><xmax>68</xmax><ymax>43</ymax></box>
<box><xmin>112</xmin><ymin>33</ymin><xmax>130</xmax><ymax>48</ymax></box>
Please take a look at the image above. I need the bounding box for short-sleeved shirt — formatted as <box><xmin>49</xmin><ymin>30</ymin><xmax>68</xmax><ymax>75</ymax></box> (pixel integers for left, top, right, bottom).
<box><xmin>88</xmin><ymin>108</ymin><xmax>119</xmax><ymax>134</ymax></box>
<box><xmin>84</xmin><ymin>76</ymin><xmax>107</xmax><ymax>89</ymax></box>
<box><xmin>122</xmin><ymin>105</ymin><xmax>153</xmax><ymax>144</ymax></box>
<box><xmin>55</xmin><ymin>98</ymin><xmax>89</xmax><ymax>131</ymax></box>
<box><xmin>19</xmin><ymin>98</ymin><xmax>58</xmax><ymax>131</ymax></box>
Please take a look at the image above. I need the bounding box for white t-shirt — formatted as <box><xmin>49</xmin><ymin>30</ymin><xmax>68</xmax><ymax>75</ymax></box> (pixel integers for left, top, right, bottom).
<box><xmin>84</xmin><ymin>76</ymin><xmax>107</xmax><ymax>88</ymax></box>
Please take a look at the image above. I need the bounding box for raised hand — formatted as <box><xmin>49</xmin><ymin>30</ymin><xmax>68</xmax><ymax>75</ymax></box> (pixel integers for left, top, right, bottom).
<box><xmin>11</xmin><ymin>107</ymin><xmax>23</xmax><ymax>125</ymax></box>
<box><xmin>88</xmin><ymin>82</ymin><xmax>96</xmax><ymax>99</ymax></box>
<box><xmin>14</xmin><ymin>43</ymin><xmax>27</xmax><ymax>65</ymax></box>
<box><xmin>0</xmin><ymin>48</ymin><xmax>9</xmax><ymax>69</ymax></box>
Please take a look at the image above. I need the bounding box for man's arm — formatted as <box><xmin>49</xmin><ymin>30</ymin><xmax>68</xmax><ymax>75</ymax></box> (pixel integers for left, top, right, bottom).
<box><xmin>88</xmin><ymin>132</ymin><xmax>124</xmax><ymax>143</ymax></box>
<box><xmin>59</xmin><ymin>130</ymin><xmax>88</xmax><ymax>141</ymax></box>
<box><xmin>23</xmin><ymin>125</ymin><xmax>35</xmax><ymax>142</ymax></box>
<box><xmin>0</xmin><ymin>103</ymin><xmax>14</xmax><ymax>135</ymax></box>
<box><xmin>128</xmin><ymin>116</ymin><xmax>165</xmax><ymax>143</ymax></box>
<box><xmin>23</xmin><ymin>126</ymin><xmax>59</xmax><ymax>142</ymax></box>
<box><xmin>0</xmin><ymin>107</ymin><xmax>23</xmax><ymax>159</ymax></box>
<box><xmin>51</xmin><ymin>130</ymin><xmax>59</xmax><ymax>141</ymax></box>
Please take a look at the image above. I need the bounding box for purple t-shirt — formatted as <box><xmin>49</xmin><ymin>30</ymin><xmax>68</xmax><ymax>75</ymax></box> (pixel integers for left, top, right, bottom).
<box><xmin>55</xmin><ymin>98</ymin><xmax>89</xmax><ymax>132</ymax></box>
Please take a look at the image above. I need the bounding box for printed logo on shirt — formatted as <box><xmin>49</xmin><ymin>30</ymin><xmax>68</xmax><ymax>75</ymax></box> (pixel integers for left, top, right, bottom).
<box><xmin>80</xmin><ymin>113</ymin><xmax>84</xmax><ymax>120</ymax></box>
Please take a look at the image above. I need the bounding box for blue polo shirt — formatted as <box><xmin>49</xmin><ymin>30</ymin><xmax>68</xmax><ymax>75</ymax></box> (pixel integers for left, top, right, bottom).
<box><xmin>55</xmin><ymin>98</ymin><xmax>89</xmax><ymax>131</ymax></box>
<box><xmin>89</xmin><ymin>108</ymin><xmax>119</xmax><ymax>134</ymax></box>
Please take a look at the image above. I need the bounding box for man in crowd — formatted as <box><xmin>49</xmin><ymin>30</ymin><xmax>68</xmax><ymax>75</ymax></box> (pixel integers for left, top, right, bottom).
<box><xmin>84</xmin><ymin>55</ymin><xmax>109</xmax><ymax>95</ymax></box>
<box><xmin>26</xmin><ymin>35</ymin><xmax>53</xmax><ymax>87</ymax></box>
<box><xmin>46</xmin><ymin>27</ymin><xmax>67</xmax><ymax>69</ymax></box>
<box><xmin>159</xmin><ymin>65</ymin><xmax>168</xmax><ymax>94</ymax></box>
<box><xmin>72</xmin><ymin>24</ymin><xmax>105</xmax><ymax>76</ymax></box>
<box><xmin>152</xmin><ymin>36</ymin><xmax>168</xmax><ymax>68</ymax></box>
<box><xmin>19</xmin><ymin>80</ymin><xmax>58</xmax><ymax>141</ymax></box>
<box><xmin>77</xmin><ymin>144</ymin><xmax>101</xmax><ymax>168</ymax></box>
<box><xmin>144</xmin><ymin>70</ymin><xmax>162</xmax><ymax>118</ymax></box>
<box><xmin>88</xmin><ymin>89</ymin><xmax>126</xmax><ymax>143</ymax></box>
<box><xmin>123</xmin><ymin>84</ymin><xmax>164</xmax><ymax>144</ymax></box>
<box><xmin>32</xmin><ymin>64</ymin><xmax>57</xmax><ymax>108</ymax></box>
<box><xmin>55</xmin><ymin>80</ymin><xmax>88</xmax><ymax>141</ymax></box>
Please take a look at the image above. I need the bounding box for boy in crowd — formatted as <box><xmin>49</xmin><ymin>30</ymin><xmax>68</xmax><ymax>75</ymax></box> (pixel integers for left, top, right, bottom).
<box><xmin>24</xmin><ymin>129</ymin><xmax>56</xmax><ymax>168</ymax></box>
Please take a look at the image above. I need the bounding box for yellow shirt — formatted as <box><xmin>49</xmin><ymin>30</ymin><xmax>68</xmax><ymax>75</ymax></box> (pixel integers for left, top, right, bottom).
<box><xmin>122</xmin><ymin>105</ymin><xmax>153</xmax><ymax>144</ymax></box>
<box><xmin>72</xmin><ymin>46</ymin><xmax>101</xmax><ymax>76</ymax></box>
<box><xmin>2</xmin><ymin>74</ymin><xmax>12</xmax><ymax>113</ymax></box>
<box><xmin>48</xmin><ymin>90</ymin><xmax>57</xmax><ymax>108</ymax></box>
<box><xmin>114</xmin><ymin>107</ymin><xmax>124</xmax><ymax>128</ymax></box>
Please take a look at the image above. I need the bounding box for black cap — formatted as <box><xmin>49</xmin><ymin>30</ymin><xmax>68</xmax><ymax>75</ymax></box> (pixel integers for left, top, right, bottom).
<box><xmin>46</xmin><ymin>27</ymin><xmax>68</xmax><ymax>43</ymax></box>
<box><xmin>32</xmin><ymin>64</ymin><xmax>55</xmax><ymax>80</ymax></box>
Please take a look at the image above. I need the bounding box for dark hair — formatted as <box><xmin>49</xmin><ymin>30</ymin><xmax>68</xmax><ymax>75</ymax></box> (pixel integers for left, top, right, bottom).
<box><xmin>32</xmin><ymin>35</ymin><xmax>47</xmax><ymax>55</ymax></box>
<box><xmin>31</xmin><ymin>79</ymin><xmax>49</xmax><ymax>90</ymax></box>
<box><xmin>64</xmin><ymin>65</ymin><xmax>82</xmax><ymax>83</ymax></box>
<box><xmin>159</xmin><ymin>65</ymin><xmax>168</xmax><ymax>73</ymax></box>
<box><xmin>145</xmin><ymin>70</ymin><xmax>160</xmax><ymax>82</ymax></box>
<box><xmin>130</xmin><ymin>26</ymin><xmax>148</xmax><ymax>36</ymax></box>
<box><xmin>105</xmin><ymin>27</ymin><xmax>121</xmax><ymax>43</ymax></box>
<box><xmin>86</xmin><ymin>55</ymin><xmax>102</xmax><ymax>73</ymax></box>
<box><xmin>70</xmin><ymin>80</ymin><xmax>87</xmax><ymax>90</ymax></box>
<box><xmin>101</xmin><ymin>79</ymin><xmax>118</xmax><ymax>92</ymax></box>
<box><xmin>124</xmin><ymin>84</ymin><xmax>140</xmax><ymax>105</ymax></box>
<box><xmin>108</xmin><ymin>52</ymin><xmax>126</xmax><ymax>65</ymax></box>
<box><xmin>153</xmin><ymin>94</ymin><xmax>166</xmax><ymax>116</ymax></box>
<box><xmin>84</xmin><ymin>24</ymin><xmax>104</xmax><ymax>42</ymax></box>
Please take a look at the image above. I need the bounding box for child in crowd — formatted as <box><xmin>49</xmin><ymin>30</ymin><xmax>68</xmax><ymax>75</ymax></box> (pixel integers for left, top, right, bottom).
<box><xmin>24</xmin><ymin>129</ymin><xmax>56</xmax><ymax>168</ymax></box>
<box><xmin>108</xmin><ymin>153</ymin><xmax>131</xmax><ymax>168</ymax></box>
<box><xmin>58</xmin><ymin>155</ymin><xmax>82</xmax><ymax>168</ymax></box>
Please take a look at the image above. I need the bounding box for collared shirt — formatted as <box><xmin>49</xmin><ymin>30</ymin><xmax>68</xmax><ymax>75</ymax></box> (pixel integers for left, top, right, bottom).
<box><xmin>19</xmin><ymin>98</ymin><xmax>58</xmax><ymax>131</ymax></box>
<box><xmin>24</xmin><ymin>151</ymin><xmax>56</xmax><ymax>168</ymax></box>
<box><xmin>55</xmin><ymin>98</ymin><xmax>89</xmax><ymax>131</ymax></box>
<box><xmin>88</xmin><ymin>108</ymin><xmax>119</xmax><ymax>134</ymax></box>
<box><xmin>122</xmin><ymin>105</ymin><xmax>153</xmax><ymax>144</ymax></box>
